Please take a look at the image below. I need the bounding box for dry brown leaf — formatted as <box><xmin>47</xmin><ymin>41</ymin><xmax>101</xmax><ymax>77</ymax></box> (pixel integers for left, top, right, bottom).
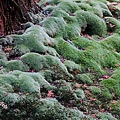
<box><xmin>75</xmin><ymin>83</ymin><xmax>82</xmax><ymax>88</ymax></box>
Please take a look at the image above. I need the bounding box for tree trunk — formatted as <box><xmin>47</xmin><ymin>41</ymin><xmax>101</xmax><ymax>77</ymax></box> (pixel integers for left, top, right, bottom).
<box><xmin>0</xmin><ymin>0</ymin><xmax>40</xmax><ymax>36</ymax></box>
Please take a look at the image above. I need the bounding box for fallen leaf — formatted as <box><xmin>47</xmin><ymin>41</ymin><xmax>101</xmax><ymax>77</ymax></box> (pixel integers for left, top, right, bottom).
<box><xmin>102</xmin><ymin>75</ymin><xmax>110</xmax><ymax>79</ymax></box>
<box><xmin>73</xmin><ymin>70</ymin><xmax>78</xmax><ymax>75</ymax></box>
<box><xmin>46</xmin><ymin>90</ymin><xmax>54</xmax><ymax>98</ymax></box>
<box><xmin>84</xmin><ymin>90</ymin><xmax>92</xmax><ymax>96</ymax></box>
<box><xmin>75</xmin><ymin>83</ymin><xmax>82</xmax><ymax>88</ymax></box>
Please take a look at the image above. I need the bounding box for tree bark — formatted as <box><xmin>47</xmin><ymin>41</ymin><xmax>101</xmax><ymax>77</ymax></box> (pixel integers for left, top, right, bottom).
<box><xmin>0</xmin><ymin>0</ymin><xmax>40</xmax><ymax>35</ymax></box>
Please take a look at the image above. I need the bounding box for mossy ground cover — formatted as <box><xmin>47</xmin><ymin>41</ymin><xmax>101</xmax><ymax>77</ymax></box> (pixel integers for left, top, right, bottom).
<box><xmin>0</xmin><ymin>0</ymin><xmax>120</xmax><ymax>119</ymax></box>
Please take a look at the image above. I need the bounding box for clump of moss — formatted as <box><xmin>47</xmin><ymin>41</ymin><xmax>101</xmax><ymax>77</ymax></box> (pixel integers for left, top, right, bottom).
<box><xmin>10</xmin><ymin>25</ymin><xmax>55</xmax><ymax>54</ymax></box>
<box><xmin>109</xmin><ymin>100</ymin><xmax>120</xmax><ymax>117</ymax></box>
<box><xmin>75</xmin><ymin>10</ymin><xmax>107</xmax><ymax>37</ymax></box>
<box><xmin>99</xmin><ymin>68</ymin><xmax>120</xmax><ymax>97</ymax></box>
<box><xmin>73</xmin><ymin>89</ymin><xmax>85</xmax><ymax>100</ymax></box>
<box><xmin>35</xmin><ymin>98</ymin><xmax>87</xmax><ymax>120</ymax></box>
<box><xmin>100</xmin><ymin>78</ymin><xmax>120</xmax><ymax>96</ymax></box>
<box><xmin>78</xmin><ymin>1</ymin><xmax>112</xmax><ymax>17</ymax></box>
<box><xmin>11</xmin><ymin>44</ymin><xmax>30</xmax><ymax>56</ymax></box>
<box><xmin>54</xmin><ymin>37</ymin><xmax>82</xmax><ymax>63</ymax></box>
<box><xmin>75</xmin><ymin>73</ymin><xmax>94</xmax><ymax>85</ymax></box>
<box><xmin>41</xmin><ymin>17</ymin><xmax>66</xmax><ymax>37</ymax></box>
<box><xmin>55</xmin><ymin>36</ymin><xmax>120</xmax><ymax>76</ymax></box>
<box><xmin>6</xmin><ymin>60</ymin><xmax>28</xmax><ymax>71</ymax></box>
<box><xmin>56</xmin><ymin>1</ymin><xmax>79</xmax><ymax>13</ymax></box>
<box><xmin>101</xmin><ymin>33</ymin><xmax>120</xmax><ymax>52</ymax></box>
<box><xmin>0</xmin><ymin>50</ymin><xmax>7</xmax><ymax>67</ymax></box>
<box><xmin>20</xmin><ymin>52</ymin><xmax>72</xmax><ymax>79</ymax></box>
<box><xmin>89</xmin><ymin>86</ymin><xmax>113</xmax><ymax>101</ymax></box>
<box><xmin>96</xmin><ymin>112</ymin><xmax>117</xmax><ymax>120</ymax></box>
<box><xmin>64</xmin><ymin>60</ymin><xmax>81</xmax><ymax>73</ymax></box>
<box><xmin>41</xmin><ymin>70</ymin><xmax>55</xmax><ymax>82</ymax></box>
<box><xmin>54</xmin><ymin>80</ymin><xmax>74</xmax><ymax>100</ymax></box>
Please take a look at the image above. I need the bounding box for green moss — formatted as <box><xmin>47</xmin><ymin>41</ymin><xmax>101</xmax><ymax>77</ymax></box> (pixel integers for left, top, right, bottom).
<box><xmin>19</xmin><ymin>74</ymin><xmax>40</xmax><ymax>95</ymax></box>
<box><xmin>109</xmin><ymin>100</ymin><xmax>120</xmax><ymax>115</ymax></box>
<box><xmin>57</xmin><ymin>1</ymin><xmax>79</xmax><ymax>13</ymax></box>
<box><xmin>100</xmin><ymin>78</ymin><xmax>120</xmax><ymax>96</ymax></box>
<box><xmin>0</xmin><ymin>74</ymin><xmax>20</xmax><ymax>90</ymax></box>
<box><xmin>35</xmin><ymin>98</ymin><xmax>86</xmax><ymax>119</ymax></box>
<box><xmin>73</xmin><ymin>89</ymin><xmax>85</xmax><ymax>100</ymax></box>
<box><xmin>41</xmin><ymin>17</ymin><xmax>66</xmax><ymax>37</ymax></box>
<box><xmin>54</xmin><ymin>37</ymin><xmax>82</xmax><ymax>63</ymax></box>
<box><xmin>6</xmin><ymin>60</ymin><xmax>28</xmax><ymax>71</ymax></box>
<box><xmin>54</xmin><ymin>34</ymin><xmax>120</xmax><ymax>76</ymax></box>
<box><xmin>89</xmin><ymin>86</ymin><xmax>113</xmax><ymax>101</ymax></box>
<box><xmin>19</xmin><ymin>72</ymin><xmax>54</xmax><ymax>90</ymax></box>
<box><xmin>75</xmin><ymin>10</ymin><xmax>107</xmax><ymax>37</ymax></box>
<box><xmin>11</xmin><ymin>44</ymin><xmax>30</xmax><ymax>56</ymax></box>
<box><xmin>89</xmin><ymin>86</ymin><xmax>102</xmax><ymax>95</ymax></box>
<box><xmin>0</xmin><ymin>51</ymin><xmax>7</xmax><ymax>67</ymax></box>
<box><xmin>75</xmin><ymin>73</ymin><xmax>93</xmax><ymax>85</ymax></box>
<box><xmin>56</xmin><ymin>82</ymin><xmax>73</xmax><ymax>100</ymax></box>
<box><xmin>1</xmin><ymin>93</ymin><xmax>21</xmax><ymax>106</ymax></box>
<box><xmin>63</xmin><ymin>23</ymin><xmax>81</xmax><ymax>39</ymax></box>
<box><xmin>64</xmin><ymin>60</ymin><xmax>81</xmax><ymax>73</ymax></box>
<box><xmin>41</xmin><ymin>70</ymin><xmax>55</xmax><ymax>82</ymax></box>
<box><xmin>97</xmin><ymin>112</ymin><xmax>117</xmax><ymax>120</ymax></box>
<box><xmin>101</xmin><ymin>33</ymin><xmax>120</xmax><ymax>52</ymax></box>
<box><xmin>51</xmin><ymin>9</ymin><xmax>78</xmax><ymax>24</ymax></box>
<box><xmin>20</xmin><ymin>52</ymin><xmax>46</xmax><ymax>71</ymax></box>
<box><xmin>10</xmin><ymin>25</ymin><xmax>55</xmax><ymax>53</ymax></box>
<box><xmin>21</xmin><ymin>52</ymin><xmax>72</xmax><ymax>79</ymax></box>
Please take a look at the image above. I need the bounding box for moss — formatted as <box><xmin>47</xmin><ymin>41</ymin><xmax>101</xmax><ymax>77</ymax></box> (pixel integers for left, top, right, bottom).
<box><xmin>64</xmin><ymin>60</ymin><xmax>81</xmax><ymax>73</ymax></box>
<box><xmin>35</xmin><ymin>98</ymin><xmax>86</xmax><ymax>119</ymax></box>
<box><xmin>75</xmin><ymin>10</ymin><xmax>107</xmax><ymax>37</ymax></box>
<box><xmin>89</xmin><ymin>86</ymin><xmax>113</xmax><ymax>101</ymax></box>
<box><xmin>20</xmin><ymin>52</ymin><xmax>46</xmax><ymax>71</ymax></box>
<box><xmin>57</xmin><ymin>1</ymin><xmax>79</xmax><ymax>13</ymax></box>
<box><xmin>75</xmin><ymin>73</ymin><xmax>93</xmax><ymax>85</ymax></box>
<box><xmin>10</xmin><ymin>25</ymin><xmax>55</xmax><ymax>54</ymax></box>
<box><xmin>109</xmin><ymin>100</ymin><xmax>120</xmax><ymax>116</ymax></box>
<box><xmin>19</xmin><ymin>74</ymin><xmax>40</xmax><ymax>95</ymax></box>
<box><xmin>21</xmin><ymin>52</ymin><xmax>72</xmax><ymax>79</ymax></box>
<box><xmin>54</xmin><ymin>80</ymin><xmax>74</xmax><ymax>100</ymax></box>
<box><xmin>19</xmin><ymin>72</ymin><xmax>54</xmax><ymax>90</ymax></box>
<box><xmin>63</xmin><ymin>23</ymin><xmax>81</xmax><ymax>39</ymax></box>
<box><xmin>11</xmin><ymin>44</ymin><xmax>30</xmax><ymax>56</ymax></box>
<box><xmin>54</xmin><ymin>34</ymin><xmax>120</xmax><ymax>76</ymax></box>
<box><xmin>54</xmin><ymin>37</ymin><xmax>82</xmax><ymax>63</ymax></box>
<box><xmin>97</xmin><ymin>112</ymin><xmax>117</xmax><ymax>120</ymax></box>
<box><xmin>89</xmin><ymin>86</ymin><xmax>102</xmax><ymax>95</ymax></box>
<box><xmin>43</xmin><ymin>5</ymin><xmax>56</xmax><ymax>14</ymax></box>
<box><xmin>101</xmin><ymin>33</ymin><xmax>120</xmax><ymax>52</ymax></box>
<box><xmin>1</xmin><ymin>93</ymin><xmax>21</xmax><ymax>106</ymax></box>
<box><xmin>73</xmin><ymin>89</ymin><xmax>85</xmax><ymax>100</ymax></box>
<box><xmin>100</xmin><ymin>78</ymin><xmax>120</xmax><ymax>96</ymax></box>
<box><xmin>6</xmin><ymin>60</ymin><xmax>28</xmax><ymax>71</ymax></box>
<box><xmin>41</xmin><ymin>70</ymin><xmax>55</xmax><ymax>82</ymax></box>
<box><xmin>78</xmin><ymin>2</ymin><xmax>103</xmax><ymax>17</ymax></box>
<box><xmin>0</xmin><ymin>51</ymin><xmax>7</xmax><ymax>67</ymax></box>
<box><xmin>0</xmin><ymin>74</ymin><xmax>20</xmax><ymax>90</ymax></box>
<box><xmin>72</xmin><ymin>36</ymin><xmax>92</xmax><ymax>50</ymax></box>
<box><xmin>41</xmin><ymin>17</ymin><xmax>66</xmax><ymax>37</ymax></box>
<box><xmin>51</xmin><ymin>9</ymin><xmax>77</xmax><ymax>24</ymax></box>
